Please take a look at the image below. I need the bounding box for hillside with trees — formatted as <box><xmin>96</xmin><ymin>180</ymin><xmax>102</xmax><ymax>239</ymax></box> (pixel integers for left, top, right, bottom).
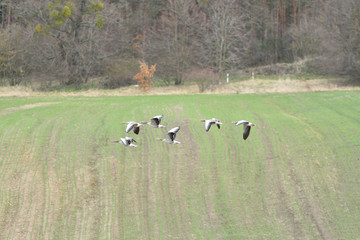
<box><xmin>0</xmin><ymin>0</ymin><xmax>359</xmax><ymax>89</ymax></box>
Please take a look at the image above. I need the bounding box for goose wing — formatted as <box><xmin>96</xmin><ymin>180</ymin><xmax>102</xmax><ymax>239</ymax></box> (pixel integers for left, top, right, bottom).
<box><xmin>243</xmin><ymin>125</ymin><xmax>251</xmax><ymax>140</ymax></box>
<box><xmin>166</xmin><ymin>132</ymin><xmax>176</xmax><ymax>142</ymax></box>
<box><xmin>236</xmin><ymin>120</ymin><xmax>249</xmax><ymax>126</ymax></box>
<box><xmin>150</xmin><ymin>117</ymin><xmax>160</xmax><ymax>126</ymax></box>
<box><xmin>169</xmin><ymin>126</ymin><xmax>180</xmax><ymax>134</ymax></box>
<box><xmin>133</xmin><ymin>126</ymin><xmax>140</xmax><ymax>135</ymax></box>
<box><xmin>125</xmin><ymin>122</ymin><xmax>136</xmax><ymax>133</ymax></box>
<box><xmin>153</xmin><ymin>115</ymin><xmax>163</xmax><ymax>122</ymax></box>
<box><xmin>167</xmin><ymin>126</ymin><xmax>180</xmax><ymax>141</ymax></box>
<box><xmin>205</xmin><ymin>120</ymin><xmax>213</xmax><ymax>132</ymax></box>
<box><xmin>120</xmin><ymin>138</ymin><xmax>128</xmax><ymax>145</ymax></box>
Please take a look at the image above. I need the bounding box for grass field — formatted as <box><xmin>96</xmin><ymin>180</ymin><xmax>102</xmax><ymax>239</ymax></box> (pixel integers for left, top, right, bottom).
<box><xmin>0</xmin><ymin>91</ymin><xmax>359</xmax><ymax>239</ymax></box>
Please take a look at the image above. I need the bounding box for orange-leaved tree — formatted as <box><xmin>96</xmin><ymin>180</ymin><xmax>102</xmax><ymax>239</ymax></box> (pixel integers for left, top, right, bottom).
<box><xmin>133</xmin><ymin>61</ymin><xmax>156</xmax><ymax>92</ymax></box>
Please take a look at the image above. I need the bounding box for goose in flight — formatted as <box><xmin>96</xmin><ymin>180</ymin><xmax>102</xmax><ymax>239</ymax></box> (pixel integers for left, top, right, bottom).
<box><xmin>141</xmin><ymin>115</ymin><xmax>165</xmax><ymax>128</ymax></box>
<box><xmin>200</xmin><ymin>118</ymin><xmax>222</xmax><ymax>132</ymax></box>
<box><xmin>232</xmin><ymin>120</ymin><xmax>256</xmax><ymax>140</ymax></box>
<box><xmin>112</xmin><ymin>137</ymin><xmax>137</xmax><ymax>147</ymax></box>
<box><xmin>156</xmin><ymin>126</ymin><xmax>181</xmax><ymax>144</ymax></box>
<box><xmin>120</xmin><ymin>121</ymin><xmax>143</xmax><ymax>135</ymax></box>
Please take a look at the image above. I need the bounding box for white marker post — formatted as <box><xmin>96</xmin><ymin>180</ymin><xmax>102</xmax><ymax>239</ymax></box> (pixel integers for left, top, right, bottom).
<box><xmin>251</xmin><ymin>72</ymin><xmax>255</xmax><ymax>81</ymax></box>
<box><xmin>226</xmin><ymin>73</ymin><xmax>229</xmax><ymax>84</ymax></box>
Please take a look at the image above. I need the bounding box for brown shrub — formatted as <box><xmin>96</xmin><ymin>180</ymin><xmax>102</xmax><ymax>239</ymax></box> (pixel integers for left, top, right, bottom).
<box><xmin>133</xmin><ymin>61</ymin><xmax>156</xmax><ymax>92</ymax></box>
<box><xmin>185</xmin><ymin>68</ymin><xmax>218</xmax><ymax>92</ymax></box>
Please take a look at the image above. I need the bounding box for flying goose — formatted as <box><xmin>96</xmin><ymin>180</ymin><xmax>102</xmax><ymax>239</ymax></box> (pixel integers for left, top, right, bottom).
<box><xmin>232</xmin><ymin>120</ymin><xmax>256</xmax><ymax>140</ymax></box>
<box><xmin>141</xmin><ymin>115</ymin><xmax>165</xmax><ymax>128</ymax></box>
<box><xmin>112</xmin><ymin>137</ymin><xmax>137</xmax><ymax>147</ymax></box>
<box><xmin>120</xmin><ymin>121</ymin><xmax>143</xmax><ymax>135</ymax></box>
<box><xmin>200</xmin><ymin>118</ymin><xmax>222</xmax><ymax>132</ymax></box>
<box><xmin>156</xmin><ymin>126</ymin><xmax>181</xmax><ymax>144</ymax></box>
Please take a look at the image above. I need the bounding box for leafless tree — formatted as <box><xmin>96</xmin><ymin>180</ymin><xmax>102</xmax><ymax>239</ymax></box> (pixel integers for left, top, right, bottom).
<box><xmin>318</xmin><ymin>0</ymin><xmax>360</xmax><ymax>79</ymax></box>
<box><xmin>287</xmin><ymin>15</ymin><xmax>324</xmax><ymax>60</ymax></box>
<box><xmin>1</xmin><ymin>0</ymin><xmax>359</xmax><ymax>88</ymax></box>
<box><xmin>6</xmin><ymin>0</ymin><xmax>121</xmax><ymax>85</ymax></box>
<box><xmin>144</xmin><ymin>0</ymin><xmax>202</xmax><ymax>85</ymax></box>
<box><xmin>205</xmin><ymin>0</ymin><xmax>251</xmax><ymax>78</ymax></box>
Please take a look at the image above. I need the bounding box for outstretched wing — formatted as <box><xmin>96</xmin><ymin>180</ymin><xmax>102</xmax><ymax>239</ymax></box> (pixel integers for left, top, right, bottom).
<box><xmin>205</xmin><ymin>120</ymin><xmax>212</xmax><ymax>132</ymax></box>
<box><xmin>150</xmin><ymin>117</ymin><xmax>160</xmax><ymax>126</ymax></box>
<box><xmin>169</xmin><ymin>126</ymin><xmax>180</xmax><ymax>134</ymax></box>
<box><xmin>166</xmin><ymin>126</ymin><xmax>180</xmax><ymax>141</ymax></box>
<box><xmin>153</xmin><ymin>115</ymin><xmax>163</xmax><ymax>123</ymax></box>
<box><xmin>133</xmin><ymin>126</ymin><xmax>140</xmax><ymax>135</ymax></box>
<box><xmin>119</xmin><ymin>138</ymin><xmax>127</xmax><ymax>145</ymax></box>
<box><xmin>126</xmin><ymin>122</ymin><xmax>136</xmax><ymax>133</ymax></box>
<box><xmin>236</xmin><ymin>120</ymin><xmax>249</xmax><ymax>126</ymax></box>
<box><xmin>166</xmin><ymin>132</ymin><xmax>176</xmax><ymax>142</ymax></box>
<box><xmin>243</xmin><ymin>125</ymin><xmax>251</xmax><ymax>140</ymax></box>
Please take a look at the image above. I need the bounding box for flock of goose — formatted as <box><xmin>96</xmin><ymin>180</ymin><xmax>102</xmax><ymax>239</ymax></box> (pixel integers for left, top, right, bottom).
<box><xmin>112</xmin><ymin>115</ymin><xmax>256</xmax><ymax>147</ymax></box>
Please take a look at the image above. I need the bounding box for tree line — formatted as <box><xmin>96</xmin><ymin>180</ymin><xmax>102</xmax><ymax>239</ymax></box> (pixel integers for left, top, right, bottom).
<box><xmin>0</xmin><ymin>0</ymin><xmax>359</xmax><ymax>88</ymax></box>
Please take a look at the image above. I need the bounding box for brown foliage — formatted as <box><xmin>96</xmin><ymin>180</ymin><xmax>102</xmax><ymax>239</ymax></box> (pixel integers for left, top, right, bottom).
<box><xmin>133</xmin><ymin>61</ymin><xmax>156</xmax><ymax>92</ymax></box>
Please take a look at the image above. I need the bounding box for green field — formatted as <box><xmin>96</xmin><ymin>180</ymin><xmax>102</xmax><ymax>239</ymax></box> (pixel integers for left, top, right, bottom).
<box><xmin>0</xmin><ymin>91</ymin><xmax>359</xmax><ymax>239</ymax></box>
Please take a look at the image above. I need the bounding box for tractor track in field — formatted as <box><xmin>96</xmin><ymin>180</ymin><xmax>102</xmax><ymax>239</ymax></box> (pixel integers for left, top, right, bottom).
<box><xmin>139</xmin><ymin>104</ymin><xmax>196</xmax><ymax>239</ymax></box>
<box><xmin>0</xmin><ymin>117</ymin><xmax>56</xmax><ymax>239</ymax></box>
<box><xmin>171</xmin><ymin>104</ymin><xmax>192</xmax><ymax>239</ymax></box>
<box><xmin>288</xmin><ymin>165</ymin><xmax>330</xmax><ymax>240</ymax></box>
<box><xmin>134</xmin><ymin>107</ymin><xmax>159</xmax><ymax>239</ymax></box>
<box><xmin>36</xmin><ymin>120</ymin><xmax>57</xmax><ymax>240</ymax></box>
<box><xmin>256</xmin><ymin>110</ymin><xmax>331</xmax><ymax>240</ymax></box>
<box><xmin>86</xmin><ymin>115</ymin><xmax>106</xmax><ymax>239</ymax></box>
<box><xmin>280</xmin><ymin>114</ymin><xmax>330</xmax><ymax>239</ymax></box>
<box><xmin>285</xmin><ymin>109</ymin><xmax>336</xmax><ymax>240</ymax></box>
<box><xmin>145</xmin><ymin>133</ymin><xmax>160</xmax><ymax>240</ymax></box>
<box><xmin>254</xmin><ymin>113</ymin><xmax>304</xmax><ymax>239</ymax></box>
<box><xmin>0</xmin><ymin>102</ymin><xmax>60</xmax><ymax>117</ymax></box>
<box><xmin>195</xmin><ymin>105</ymin><xmax>233</xmax><ymax>238</ymax></box>
<box><xmin>191</xmin><ymin>104</ymin><xmax>228</xmax><ymax>237</ymax></box>
<box><xmin>151</xmin><ymin>105</ymin><xmax>181</xmax><ymax>238</ymax></box>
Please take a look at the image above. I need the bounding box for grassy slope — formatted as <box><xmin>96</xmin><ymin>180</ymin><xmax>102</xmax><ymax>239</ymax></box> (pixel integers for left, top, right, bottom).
<box><xmin>0</xmin><ymin>91</ymin><xmax>359</xmax><ymax>239</ymax></box>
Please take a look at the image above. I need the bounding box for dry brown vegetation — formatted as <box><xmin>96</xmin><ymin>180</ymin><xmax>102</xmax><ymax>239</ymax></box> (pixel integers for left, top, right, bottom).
<box><xmin>0</xmin><ymin>77</ymin><xmax>358</xmax><ymax>97</ymax></box>
<box><xmin>133</xmin><ymin>61</ymin><xmax>156</xmax><ymax>92</ymax></box>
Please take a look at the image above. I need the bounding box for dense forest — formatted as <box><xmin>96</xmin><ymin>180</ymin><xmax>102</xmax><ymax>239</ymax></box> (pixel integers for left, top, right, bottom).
<box><xmin>0</xmin><ymin>0</ymin><xmax>359</xmax><ymax>88</ymax></box>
